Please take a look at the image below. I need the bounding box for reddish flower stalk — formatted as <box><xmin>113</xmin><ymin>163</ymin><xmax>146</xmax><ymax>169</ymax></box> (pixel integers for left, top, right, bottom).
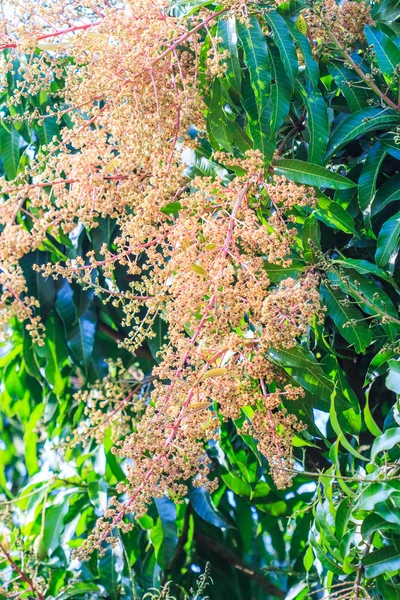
<box><xmin>0</xmin><ymin>21</ymin><xmax>103</xmax><ymax>51</ymax></box>
<box><xmin>0</xmin><ymin>543</ymin><xmax>45</xmax><ymax>600</ymax></box>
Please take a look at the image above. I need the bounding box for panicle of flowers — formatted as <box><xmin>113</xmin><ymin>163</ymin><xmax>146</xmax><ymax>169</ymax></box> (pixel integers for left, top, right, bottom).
<box><xmin>306</xmin><ymin>0</ymin><xmax>374</xmax><ymax>49</ymax></box>
<box><xmin>0</xmin><ymin>0</ymin><xmax>323</xmax><ymax>559</ymax></box>
<box><xmin>67</xmin><ymin>359</ymin><xmax>150</xmax><ymax>447</ymax></box>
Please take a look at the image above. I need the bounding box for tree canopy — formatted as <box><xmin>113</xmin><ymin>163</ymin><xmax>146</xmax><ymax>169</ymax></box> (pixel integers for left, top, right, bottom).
<box><xmin>1</xmin><ymin>0</ymin><xmax>400</xmax><ymax>598</ymax></box>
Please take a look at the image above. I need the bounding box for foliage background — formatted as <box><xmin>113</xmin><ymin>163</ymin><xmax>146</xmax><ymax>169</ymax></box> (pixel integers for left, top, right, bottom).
<box><xmin>2</xmin><ymin>0</ymin><xmax>400</xmax><ymax>598</ymax></box>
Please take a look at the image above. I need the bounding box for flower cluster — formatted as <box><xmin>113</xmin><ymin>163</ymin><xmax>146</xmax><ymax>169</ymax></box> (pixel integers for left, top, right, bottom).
<box><xmin>0</xmin><ymin>0</ymin><xmax>322</xmax><ymax>557</ymax></box>
<box><xmin>306</xmin><ymin>0</ymin><xmax>374</xmax><ymax>48</ymax></box>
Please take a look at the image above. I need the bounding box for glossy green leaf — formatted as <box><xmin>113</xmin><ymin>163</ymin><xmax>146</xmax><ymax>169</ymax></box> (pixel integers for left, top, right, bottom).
<box><xmin>0</xmin><ymin>123</ymin><xmax>20</xmax><ymax>180</ymax></box>
<box><xmin>386</xmin><ymin>359</ymin><xmax>400</xmax><ymax>393</ymax></box>
<box><xmin>42</xmin><ymin>500</ymin><xmax>69</xmax><ymax>554</ymax></box>
<box><xmin>333</xmin><ymin>258</ymin><xmax>400</xmax><ymax>292</ymax></box>
<box><xmin>371</xmin><ymin>172</ymin><xmax>400</xmax><ymax>217</ymax></box>
<box><xmin>321</xmin><ymin>285</ymin><xmax>372</xmax><ymax>353</ymax></box>
<box><xmin>328</xmin><ymin>269</ymin><xmax>400</xmax><ymax>341</ymax></box>
<box><xmin>328</xmin><ymin>61</ymin><xmax>372</xmax><ymax>113</ymax></box>
<box><xmin>325</xmin><ymin>108</ymin><xmax>400</xmax><ymax>159</ymax></box>
<box><xmin>363</xmin><ymin>546</ymin><xmax>400</xmax><ymax>579</ymax></box>
<box><xmin>361</xmin><ymin>513</ymin><xmax>400</xmax><ymax>538</ymax></box>
<box><xmin>302</xmin><ymin>213</ymin><xmax>320</xmax><ymax>263</ymax></box>
<box><xmin>268</xmin><ymin>345</ymin><xmax>355</xmax><ymax>411</ymax></box>
<box><xmin>315</xmin><ymin>194</ymin><xmax>357</xmax><ymax>234</ymax></box>
<box><xmin>151</xmin><ymin>498</ymin><xmax>178</xmax><ymax>570</ymax></box>
<box><xmin>297</xmin><ymin>82</ymin><xmax>329</xmax><ymax>164</ymax></box>
<box><xmin>375</xmin><ymin>210</ymin><xmax>400</xmax><ymax>267</ymax></box>
<box><xmin>269</xmin><ymin>43</ymin><xmax>291</xmax><ymax>132</ymax></box>
<box><xmin>55</xmin><ymin>584</ymin><xmax>101</xmax><ymax>600</ymax></box>
<box><xmin>286</xmin><ymin>19</ymin><xmax>319</xmax><ymax>88</ymax></box>
<box><xmin>264</xmin><ymin>10</ymin><xmax>298</xmax><ymax>88</ymax></box>
<box><xmin>238</xmin><ymin>17</ymin><xmax>270</xmax><ymax>111</ymax></box>
<box><xmin>273</xmin><ymin>159</ymin><xmax>356</xmax><ymax>189</ymax></box>
<box><xmin>240</xmin><ymin>70</ymin><xmax>275</xmax><ymax>162</ymax></box>
<box><xmin>189</xmin><ymin>487</ymin><xmax>230</xmax><ymax>528</ymax></box>
<box><xmin>217</xmin><ymin>16</ymin><xmax>241</xmax><ymax>94</ymax></box>
<box><xmin>357</xmin><ymin>483</ymin><xmax>397</xmax><ymax>511</ymax></box>
<box><xmin>365</xmin><ymin>26</ymin><xmax>400</xmax><ymax>83</ymax></box>
<box><xmin>207</xmin><ymin>79</ymin><xmax>233</xmax><ymax>151</ymax></box>
<box><xmin>371</xmin><ymin>427</ymin><xmax>400</xmax><ymax>463</ymax></box>
<box><xmin>358</xmin><ymin>142</ymin><xmax>387</xmax><ymax>214</ymax></box>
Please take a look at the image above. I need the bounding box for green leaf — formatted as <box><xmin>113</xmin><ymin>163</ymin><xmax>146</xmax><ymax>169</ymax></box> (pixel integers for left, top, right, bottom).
<box><xmin>315</xmin><ymin>194</ymin><xmax>357</xmax><ymax>234</ymax></box>
<box><xmin>267</xmin><ymin>345</ymin><xmax>355</xmax><ymax>411</ymax></box>
<box><xmin>37</xmin><ymin>116</ymin><xmax>59</xmax><ymax>146</ymax></box>
<box><xmin>315</xmin><ymin>500</ymin><xmax>338</xmax><ymax>547</ymax></box>
<box><xmin>98</xmin><ymin>547</ymin><xmax>120</xmax><ymax>600</ymax></box>
<box><xmin>273</xmin><ymin>159</ymin><xmax>356</xmax><ymax>189</ymax></box>
<box><xmin>241</xmin><ymin>76</ymin><xmax>275</xmax><ymax>163</ymax></box>
<box><xmin>310</xmin><ymin>535</ymin><xmax>343</xmax><ymax>575</ymax></box>
<box><xmin>150</xmin><ymin>498</ymin><xmax>178</xmax><ymax>570</ymax></box>
<box><xmin>371</xmin><ymin>172</ymin><xmax>400</xmax><ymax>217</ymax></box>
<box><xmin>330</xmin><ymin>390</ymin><xmax>366</xmax><ymax>460</ymax></box>
<box><xmin>363</xmin><ymin>545</ymin><xmax>400</xmax><ymax>579</ymax></box>
<box><xmin>148</xmin><ymin>315</ymin><xmax>168</xmax><ymax>363</ymax></box>
<box><xmin>386</xmin><ymin>359</ymin><xmax>400</xmax><ymax>393</ymax></box>
<box><xmin>303</xmin><ymin>544</ymin><xmax>314</xmax><ymax>572</ymax></box>
<box><xmin>375</xmin><ymin>210</ymin><xmax>400</xmax><ymax>267</ymax></box>
<box><xmin>371</xmin><ymin>427</ymin><xmax>400</xmax><ymax>463</ymax></box>
<box><xmin>207</xmin><ymin>79</ymin><xmax>233</xmax><ymax>152</ymax></box>
<box><xmin>364</xmin><ymin>388</ymin><xmax>383</xmax><ymax>436</ymax></box>
<box><xmin>42</xmin><ymin>500</ymin><xmax>69</xmax><ymax>554</ymax></box>
<box><xmin>0</xmin><ymin>123</ymin><xmax>20</xmax><ymax>180</ymax></box>
<box><xmin>189</xmin><ymin>487</ymin><xmax>230</xmax><ymax>528</ymax></box>
<box><xmin>358</xmin><ymin>142</ymin><xmax>387</xmax><ymax>214</ymax></box>
<box><xmin>217</xmin><ymin>16</ymin><xmax>241</xmax><ymax>94</ymax></box>
<box><xmin>227</xmin><ymin>120</ymin><xmax>253</xmax><ymax>153</ymax></box>
<box><xmin>302</xmin><ymin>213</ymin><xmax>320</xmax><ymax>263</ymax></box>
<box><xmin>297</xmin><ymin>82</ymin><xmax>329</xmax><ymax>165</ymax></box>
<box><xmin>328</xmin><ymin>269</ymin><xmax>400</xmax><ymax>341</ymax></box>
<box><xmin>56</xmin><ymin>281</ymin><xmax>97</xmax><ymax>369</ymax></box>
<box><xmin>361</xmin><ymin>513</ymin><xmax>400</xmax><ymax>539</ymax></box>
<box><xmin>264</xmin><ymin>11</ymin><xmax>298</xmax><ymax>89</ymax></box>
<box><xmin>357</xmin><ymin>483</ymin><xmax>397</xmax><ymax>511</ymax></box>
<box><xmin>286</xmin><ymin>19</ymin><xmax>319</xmax><ymax>88</ymax></box>
<box><xmin>333</xmin><ymin>258</ymin><xmax>399</xmax><ymax>292</ymax></box>
<box><xmin>365</xmin><ymin>26</ymin><xmax>400</xmax><ymax>84</ymax></box>
<box><xmin>335</xmin><ymin>499</ymin><xmax>353</xmax><ymax>540</ymax></box>
<box><xmin>23</xmin><ymin>404</ymin><xmax>44</xmax><ymax>476</ymax></box>
<box><xmin>55</xmin><ymin>584</ymin><xmax>101</xmax><ymax>600</ymax></box>
<box><xmin>268</xmin><ymin>43</ymin><xmax>291</xmax><ymax>132</ymax></box>
<box><xmin>376</xmin><ymin>499</ymin><xmax>400</xmax><ymax>526</ymax></box>
<box><xmin>321</xmin><ymin>285</ymin><xmax>372</xmax><ymax>353</ymax></box>
<box><xmin>264</xmin><ymin>259</ymin><xmax>305</xmax><ymax>283</ymax></box>
<box><xmin>328</xmin><ymin>61</ymin><xmax>372</xmax><ymax>113</ymax></box>
<box><xmin>325</xmin><ymin>108</ymin><xmax>400</xmax><ymax>160</ymax></box>
<box><xmin>238</xmin><ymin>17</ymin><xmax>270</xmax><ymax>111</ymax></box>
<box><xmin>20</xmin><ymin>250</ymin><xmax>56</xmax><ymax>321</ymax></box>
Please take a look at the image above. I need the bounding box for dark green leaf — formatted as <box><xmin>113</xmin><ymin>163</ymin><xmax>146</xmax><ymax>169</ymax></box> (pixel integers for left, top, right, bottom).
<box><xmin>375</xmin><ymin>210</ymin><xmax>400</xmax><ymax>267</ymax></box>
<box><xmin>363</xmin><ymin>545</ymin><xmax>400</xmax><ymax>579</ymax></box>
<box><xmin>325</xmin><ymin>108</ymin><xmax>400</xmax><ymax>159</ymax></box>
<box><xmin>321</xmin><ymin>285</ymin><xmax>372</xmax><ymax>353</ymax></box>
<box><xmin>273</xmin><ymin>159</ymin><xmax>356</xmax><ymax>189</ymax></box>
<box><xmin>264</xmin><ymin>11</ymin><xmax>298</xmax><ymax>88</ymax></box>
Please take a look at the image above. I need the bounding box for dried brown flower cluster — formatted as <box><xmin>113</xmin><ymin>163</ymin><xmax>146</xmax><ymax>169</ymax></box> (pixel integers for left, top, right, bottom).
<box><xmin>307</xmin><ymin>0</ymin><xmax>374</xmax><ymax>48</ymax></box>
<box><xmin>0</xmin><ymin>0</ymin><xmax>322</xmax><ymax>556</ymax></box>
